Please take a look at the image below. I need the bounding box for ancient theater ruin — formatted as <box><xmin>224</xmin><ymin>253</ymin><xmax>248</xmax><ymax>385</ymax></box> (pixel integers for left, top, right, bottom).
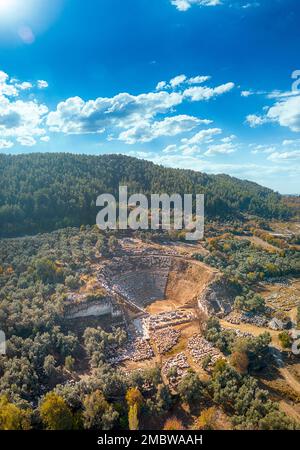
<box><xmin>63</xmin><ymin>238</ymin><xmax>236</xmax><ymax>369</ymax></box>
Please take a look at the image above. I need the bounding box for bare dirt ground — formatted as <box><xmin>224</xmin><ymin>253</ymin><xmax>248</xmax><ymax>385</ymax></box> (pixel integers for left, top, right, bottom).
<box><xmin>146</xmin><ymin>256</ymin><xmax>217</xmax><ymax>314</ymax></box>
<box><xmin>236</xmin><ymin>234</ymin><xmax>280</xmax><ymax>252</ymax></box>
<box><xmin>220</xmin><ymin>318</ymin><xmax>280</xmax><ymax>341</ymax></box>
<box><xmin>166</xmin><ymin>259</ymin><xmax>217</xmax><ymax>305</ymax></box>
<box><xmin>270</xmin><ymin>220</ymin><xmax>300</xmax><ymax>236</ymax></box>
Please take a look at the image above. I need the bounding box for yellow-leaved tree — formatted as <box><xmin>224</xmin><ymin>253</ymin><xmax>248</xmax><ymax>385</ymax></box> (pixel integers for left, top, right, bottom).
<box><xmin>0</xmin><ymin>396</ymin><xmax>32</xmax><ymax>430</ymax></box>
<box><xmin>39</xmin><ymin>392</ymin><xmax>73</xmax><ymax>430</ymax></box>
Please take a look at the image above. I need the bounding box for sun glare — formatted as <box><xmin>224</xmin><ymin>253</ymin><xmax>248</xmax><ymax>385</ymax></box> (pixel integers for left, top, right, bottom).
<box><xmin>0</xmin><ymin>0</ymin><xmax>17</xmax><ymax>14</ymax></box>
<box><xmin>0</xmin><ymin>0</ymin><xmax>64</xmax><ymax>43</ymax></box>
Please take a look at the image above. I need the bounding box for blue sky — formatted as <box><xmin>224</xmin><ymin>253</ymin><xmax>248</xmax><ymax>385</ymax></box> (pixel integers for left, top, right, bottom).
<box><xmin>0</xmin><ymin>0</ymin><xmax>300</xmax><ymax>193</ymax></box>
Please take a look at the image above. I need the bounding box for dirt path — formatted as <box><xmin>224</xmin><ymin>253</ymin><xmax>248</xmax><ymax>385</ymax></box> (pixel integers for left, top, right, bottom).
<box><xmin>220</xmin><ymin>319</ymin><xmax>279</xmax><ymax>342</ymax></box>
<box><xmin>279</xmin><ymin>400</ymin><xmax>300</xmax><ymax>423</ymax></box>
<box><xmin>280</xmin><ymin>368</ymin><xmax>300</xmax><ymax>394</ymax></box>
<box><xmin>236</xmin><ymin>235</ymin><xmax>279</xmax><ymax>252</ymax></box>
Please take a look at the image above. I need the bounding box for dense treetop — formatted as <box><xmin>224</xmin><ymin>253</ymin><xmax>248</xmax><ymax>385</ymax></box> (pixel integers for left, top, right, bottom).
<box><xmin>0</xmin><ymin>153</ymin><xmax>290</xmax><ymax>237</ymax></box>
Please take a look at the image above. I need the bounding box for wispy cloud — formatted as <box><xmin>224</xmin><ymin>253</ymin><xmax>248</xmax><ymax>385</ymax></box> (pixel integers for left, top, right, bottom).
<box><xmin>171</xmin><ymin>0</ymin><xmax>221</xmax><ymax>12</ymax></box>
<box><xmin>170</xmin><ymin>0</ymin><xmax>260</xmax><ymax>12</ymax></box>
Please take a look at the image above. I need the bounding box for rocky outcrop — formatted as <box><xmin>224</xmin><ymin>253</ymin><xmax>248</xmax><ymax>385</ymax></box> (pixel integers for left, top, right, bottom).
<box><xmin>197</xmin><ymin>276</ymin><xmax>238</xmax><ymax>317</ymax></box>
<box><xmin>64</xmin><ymin>296</ymin><xmax>122</xmax><ymax>321</ymax></box>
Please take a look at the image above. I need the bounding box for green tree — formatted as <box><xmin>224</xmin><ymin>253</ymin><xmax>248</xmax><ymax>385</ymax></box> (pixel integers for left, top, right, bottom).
<box><xmin>34</xmin><ymin>258</ymin><xmax>63</xmax><ymax>284</ymax></box>
<box><xmin>83</xmin><ymin>390</ymin><xmax>118</xmax><ymax>430</ymax></box>
<box><xmin>278</xmin><ymin>331</ymin><xmax>292</xmax><ymax>349</ymax></box>
<box><xmin>177</xmin><ymin>371</ymin><xmax>203</xmax><ymax>405</ymax></box>
<box><xmin>259</xmin><ymin>411</ymin><xmax>296</xmax><ymax>430</ymax></box>
<box><xmin>65</xmin><ymin>355</ymin><xmax>75</xmax><ymax>371</ymax></box>
<box><xmin>43</xmin><ymin>355</ymin><xmax>57</xmax><ymax>377</ymax></box>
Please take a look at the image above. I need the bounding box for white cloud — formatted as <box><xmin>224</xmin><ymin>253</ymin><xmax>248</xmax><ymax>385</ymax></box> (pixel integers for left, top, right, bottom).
<box><xmin>188</xmin><ymin>75</ymin><xmax>211</xmax><ymax>84</ymax></box>
<box><xmin>162</xmin><ymin>130</ymin><xmax>237</xmax><ymax>159</ymax></box>
<box><xmin>266</xmin><ymin>90</ymin><xmax>299</xmax><ymax>99</ymax></box>
<box><xmin>221</xmin><ymin>135</ymin><xmax>236</xmax><ymax>143</ymax></box>
<box><xmin>47</xmin><ymin>91</ymin><xmax>183</xmax><ymax>134</ymax></box>
<box><xmin>0</xmin><ymin>139</ymin><xmax>13</xmax><ymax>149</ymax></box>
<box><xmin>156</xmin><ymin>74</ymin><xmax>211</xmax><ymax>90</ymax></box>
<box><xmin>242</xmin><ymin>2</ymin><xmax>260</xmax><ymax>9</ymax></box>
<box><xmin>0</xmin><ymin>98</ymin><xmax>48</xmax><ymax>139</ymax></box>
<box><xmin>132</xmin><ymin>153</ymin><xmax>291</xmax><ymax>181</ymax></box>
<box><xmin>16</xmin><ymin>82</ymin><xmax>33</xmax><ymax>91</ymax></box>
<box><xmin>47</xmin><ymin>76</ymin><xmax>233</xmax><ymax>141</ymax></box>
<box><xmin>246</xmin><ymin>89</ymin><xmax>300</xmax><ymax>132</ymax></box>
<box><xmin>183</xmin><ymin>82</ymin><xmax>235</xmax><ymax>101</ymax></box>
<box><xmin>246</xmin><ymin>114</ymin><xmax>268</xmax><ymax>127</ymax></box>
<box><xmin>117</xmin><ymin>114</ymin><xmax>201</xmax><ymax>144</ymax></box>
<box><xmin>17</xmin><ymin>136</ymin><xmax>37</xmax><ymax>147</ymax></box>
<box><xmin>0</xmin><ymin>70</ymin><xmax>235</xmax><ymax>149</ymax></box>
<box><xmin>171</xmin><ymin>0</ymin><xmax>221</xmax><ymax>12</ymax></box>
<box><xmin>251</xmin><ymin>144</ymin><xmax>276</xmax><ymax>155</ymax></box>
<box><xmin>37</xmin><ymin>80</ymin><xmax>49</xmax><ymax>89</ymax></box>
<box><xmin>267</xmin><ymin>150</ymin><xmax>300</xmax><ymax>162</ymax></box>
<box><xmin>282</xmin><ymin>139</ymin><xmax>300</xmax><ymax>147</ymax></box>
<box><xmin>0</xmin><ymin>70</ymin><xmax>48</xmax><ymax>148</ymax></box>
<box><xmin>0</xmin><ymin>71</ymin><xmax>18</xmax><ymax>97</ymax></box>
<box><xmin>169</xmin><ymin>74</ymin><xmax>187</xmax><ymax>88</ymax></box>
<box><xmin>204</xmin><ymin>141</ymin><xmax>237</xmax><ymax>156</ymax></box>
<box><xmin>162</xmin><ymin>144</ymin><xmax>178</xmax><ymax>153</ymax></box>
<box><xmin>241</xmin><ymin>90</ymin><xmax>253</xmax><ymax>97</ymax></box>
<box><xmin>181</xmin><ymin>127</ymin><xmax>221</xmax><ymax>145</ymax></box>
<box><xmin>266</xmin><ymin>94</ymin><xmax>300</xmax><ymax>132</ymax></box>
<box><xmin>181</xmin><ymin>145</ymin><xmax>201</xmax><ymax>156</ymax></box>
<box><xmin>171</xmin><ymin>0</ymin><xmax>261</xmax><ymax>12</ymax></box>
<box><xmin>156</xmin><ymin>81</ymin><xmax>167</xmax><ymax>91</ymax></box>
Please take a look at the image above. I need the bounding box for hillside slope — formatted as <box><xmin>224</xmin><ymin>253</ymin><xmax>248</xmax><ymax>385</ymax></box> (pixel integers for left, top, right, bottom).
<box><xmin>0</xmin><ymin>153</ymin><xmax>290</xmax><ymax>237</ymax></box>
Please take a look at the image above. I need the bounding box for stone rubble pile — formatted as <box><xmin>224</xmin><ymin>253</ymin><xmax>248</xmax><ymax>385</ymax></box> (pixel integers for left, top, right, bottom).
<box><xmin>225</xmin><ymin>311</ymin><xmax>269</xmax><ymax>327</ymax></box>
<box><xmin>148</xmin><ymin>309</ymin><xmax>195</xmax><ymax>330</ymax></box>
<box><xmin>162</xmin><ymin>352</ymin><xmax>190</xmax><ymax>386</ymax></box>
<box><xmin>266</xmin><ymin>291</ymin><xmax>299</xmax><ymax>311</ymax></box>
<box><xmin>109</xmin><ymin>337</ymin><xmax>154</xmax><ymax>364</ymax></box>
<box><xmin>151</xmin><ymin>327</ymin><xmax>180</xmax><ymax>354</ymax></box>
<box><xmin>187</xmin><ymin>334</ymin><xmax>222</xmax><ymax>366</ymax></box>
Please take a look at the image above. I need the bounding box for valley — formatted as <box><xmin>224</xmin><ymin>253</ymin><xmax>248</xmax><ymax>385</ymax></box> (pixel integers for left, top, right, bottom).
<box><xmin>0</xmin><ymin>154</ymin><xmax>299</xmax><ymax>431</ymax></box>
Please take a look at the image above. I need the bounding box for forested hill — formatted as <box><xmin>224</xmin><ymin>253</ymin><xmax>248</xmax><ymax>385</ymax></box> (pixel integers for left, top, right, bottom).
<box><xmin>0</xmin><ymin>153</ymin><xmax>290</xmax><ymax>237</ymax></box>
